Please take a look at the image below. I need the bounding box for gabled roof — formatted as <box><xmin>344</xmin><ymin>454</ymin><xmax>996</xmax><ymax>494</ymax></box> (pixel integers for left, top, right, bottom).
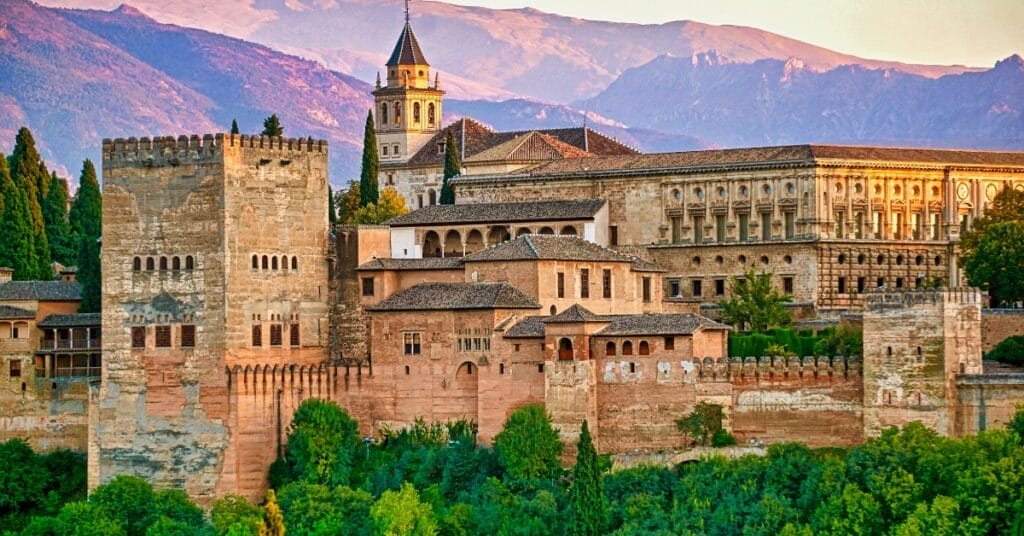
<box><xmin>543</xmin><ymin>304</ymin><xmax>603</xmax><ymax>323</ymax></box>
<box><xmin>387</xmin><ymin>22</ymin><xmax>429</xmax><ymax>66</ymax></box>
<box><xmin>38</xmin><ymin>313</ymin><xmax>101</xmax><ymax>328</ymax></box>
<box><xmin>595</xmin><ymin>314</ymin><xmax>731</xmax><ymax>336</ymax></box>
<box><xmin>356</xmin><ymin>257</ymin><xmax>465</xmax><ymax>271</ymax></box>
<box><xmin>464</xmin><ymin>132</ymin><xmax>591</xmax><ymax>163</ymax></box>
<box><xmin>0</xmin><ymin>305</ymin><xmax>35</xmax><ymax>319</ymax></box>
<box><xmin>384</xmin><ymin>199</ymin><xmax>605</xmax><ymax>227</ymax></box>
<box><xmin>503</xmin><ymin>315</ymin><xmax>546</xmax><ymax>338</ymax></box>
<box><xmin>0</xmin><ymin>281</ymin><xmax>80</xmax><ymax>302</ymax></box>
<box><xmin>366</xmin><ymin>282</ymin><xmax>541</xmax><ymax>312</ymax></box>
<box><xmin>464</xmin><ymin>235</ymin><xmax>647</xmax><ymax>266</ymax></box>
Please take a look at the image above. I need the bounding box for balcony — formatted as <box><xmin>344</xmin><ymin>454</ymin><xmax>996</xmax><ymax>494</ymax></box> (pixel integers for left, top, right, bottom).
<box><xmin>38</xmin><ymin>337</ymin><xmax>101</xmax><ymax>351</ymax></box>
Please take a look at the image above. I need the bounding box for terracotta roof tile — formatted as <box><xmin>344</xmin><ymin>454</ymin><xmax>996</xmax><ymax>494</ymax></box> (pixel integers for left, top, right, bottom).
<box><xmin>385</xmin><ymin>199</ymin><xmax>605</xmax><ymax>226</ymax></box>
<box><xmin>464</xmin><ymin>235</ymin><xmax>648</xmax><ymax>265</ymax></box>
<box><xmin>503</xmin><ymin>315</ymin><xmax>546</xmax><ymax>338</ymax></box>
<box><xmin>0</xmin><ymin>281</ymin><xmax>80</xmax><ymax>301</ymax></box>
<box><xmin>356</xmin><ymin>257</ymin><xmax>465</xmax><ymax>271</ymax></box>
<box><xmin>37</xmin><ymin>313</ymin><xmax>101</xmax><ymax>328</ymax></box>
<box><xmin>595</xmin><ymin>314</ymin><xmax>731</xmax><ymax>336</ymax></box>
<box><xmin>387</xmin><ymin>22</ymin><xmax>429</xmax><ymax>66</ymax></box>
<box><xmin>0</xmin><ymin>305</ymin><xmax>35</xmax><ymax>319</ymax></box>
<box><xmin>543</xmin><ymin>304</ymin><xmax>603</xmax><ymax>323</ymax></box>
<box><xmin>366</xmin><ymin>282</ymin><xmax>541</xmax><ymax>311</ymax></box>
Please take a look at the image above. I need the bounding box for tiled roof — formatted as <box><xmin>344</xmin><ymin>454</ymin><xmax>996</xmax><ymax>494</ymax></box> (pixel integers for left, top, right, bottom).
<box><xmin>0</xmin><ymin>305</ymin><xmax>35</xmax><ymax>319</ymax></box>
<box><xmin>0</xmin><ymin>281</ymin><xmax>80</xmax><ymax>301</ymax></box>
<box><xmin>629</xmin><ymin>258</ymin><xmax>667</xmax><ymax>273</ymax></box>
<box><xmin>503</xmin><ymin>316</ymin><xmax>546</xmax><ymax>338</ymax></box>
<box><xmin>387</xmin><ymin>22</ymin><xmax>429</xmax><ymax>66</ymax></box>
<box><xmin>544</xmin><ymin>304</ymin><xmax>603</xmax><ymax>323</ymax></box>
<box><xmin>457</xmin><ymin>144</ymin><xmax>1024</xmax><ymax>180</ymax></box>
<box><xmin>465</xmin><ymin>132</ymin><xmax>592</xmax><ymax>163</ymax></box>
<box><xmin>384</xmin><ymin>199</ymin><xmax>605</xmax><ymax>227</ymax></box>
<box><xmin>366</xmin><ymin>282</ymin><xmax>541</xmax><ymax>311</ymax></box>
<box><xmin>356</xmin><ymin>257</ymin><xmax>465</xmax><ymax>271</ymax></box>
<box><xmin>595</xmin><ymin>314</ymin><xmax>731</xmax><ymax>336</ymax></box>
<box><xmin>38</xmin><ymin>313</ymin><xmax>101</xmax><ymax>328</ymax></box>
<box><xmin>464</xmin><ymin>235</ymin><xmax>641</xmax><ymax>264</ymax></box>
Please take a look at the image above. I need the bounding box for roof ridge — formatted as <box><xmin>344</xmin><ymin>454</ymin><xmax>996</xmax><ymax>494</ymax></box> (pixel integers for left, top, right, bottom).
<box><xmin>522</xmin><ymin>235</ymin><xmax>539</xmax><ymax>258</ymax></box>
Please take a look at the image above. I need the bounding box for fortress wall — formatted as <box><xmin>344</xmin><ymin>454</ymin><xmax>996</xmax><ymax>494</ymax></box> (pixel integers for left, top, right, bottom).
<box><xmin>981</xmin><ymin>309</ymin><xmax>1024</xmax><ymax>352</ymax></box>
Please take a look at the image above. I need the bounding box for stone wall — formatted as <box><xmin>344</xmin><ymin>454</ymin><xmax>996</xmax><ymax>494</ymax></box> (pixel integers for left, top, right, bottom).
<box><xmin>955</xmin><ymin>374</ymin><xmax>1024</xmax><ymax>435</ymax></box>
<box><xmin>981</xmin><ymin>309</ymin><xmax>1024</xmax><ymax>352</ymax></box>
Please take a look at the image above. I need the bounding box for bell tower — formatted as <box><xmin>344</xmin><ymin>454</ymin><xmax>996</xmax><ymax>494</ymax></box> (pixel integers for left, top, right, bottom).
<box><xmin>372</xmin><ymin>3</ymin><xmax>444</xmax><ymax>164</ymax></box>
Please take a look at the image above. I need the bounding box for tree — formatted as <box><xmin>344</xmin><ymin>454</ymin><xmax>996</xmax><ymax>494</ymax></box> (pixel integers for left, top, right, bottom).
<box><xmin>70</xmin><ymin>160</ymin><xmax>102</xmax><ymax>313</ymax></box>
<box><xmin>88</xmin><ymin>475</ymin><xmax>159</xmax><ymax>536</ymax></box>
<box><xmin>43</xmin><ymin>173</ymin><xmax>74</xmax><ymax>265</ymax></box>
<box><xmin>493</xmin><ymin>404</ymin><xmax>563</xmax><ymax>481</ymax></box>
<box><xmin>567</xmin><ymin>420</ymin><xmax>606</xmax><ymax>536</ymax></box>
<box><xmin>0</xmin><ymin>156</ymin><xmax>41</xmax><ymax>280</ymax></box>
<box><xmin>370</xmin><ymin>482</ymin><xmax>438</xmax><ymax>536</ymax></box>
<box><xmin>440</xmin><ymin>129</ymin><xmax>459</xmax><ymax>205</ymax></box>
<box><xmin>22</xmin><ymin>501</ymin><xmax>124</xmax><ymax>536</ymax></box>
<box><xmin>277</xmin><ymin>482</ymin><xmax>373</xmax><ymax>536</ymax></box>
<box><xmin>8</xmin><ymin>127</ymin><xmax>51</xmax><ymax>279</ymax></box>
<box><xmin>261</xmin><ymin>114</ymin><xmax>283</xmax><ymax>137</ymax></box>
<box><xmin>210</xmin><ymin>495</ymin><xmax>263</xmax><ymax>536</ymax></box>
<box><xmin>720</xmin><ymin>269</ymin><xmax>793</xmax><ymax>331</ymax></box>
<box><xmin>259</xmin><ymin>490</ymin><xmax>285</xmax><ymax>536</ymax></box>
<box><xmin>987</xmin><ymin>335</ymin><xmax>1024</xmax><ymax>366</ymax></box>
<box><xmin>231</xmin><ymin>119</ymin><xmax>240</xmax><ymax>135</ymax></box>
<box><xmin>328</xmin><ymin>185</ymin><xmax>337</xmax><ymax>226</ymax></box>
<box><xmin>1009</xmin><ymin>407</ymin><xmax>1024</xmax><ymax>445</ymax></box>
<box><xmin>962</xmin><ymin>222</ymin><xmax>1024</xmax><ymax>306</ymax></box>
<box><xmin>279</xmin><ymin>399</ymin><xmax>361</xmax><ymax>487</ymax></box>
<box><xmin>813</xmin><ymin>324</ymin><xmax>863</xmax><ymax>357</ymax></box>
<box><xmin>359</xmin><ymin>110</ymin><xmax>379</xmax><ymax>207</ymax></box>
<box><xmin>676</xmin><ymin>402</ymin><xmax>727</xmax><ymax>447</ymax></box>
<box><xmin>335</xmin><ymin>180</ymin><xmax>361</xmax><ymax>224</ymax></box>
<box><xmin>351</xmin><ymin>187</ymin><xmax>409</xmax><ymax>225</ymax></box>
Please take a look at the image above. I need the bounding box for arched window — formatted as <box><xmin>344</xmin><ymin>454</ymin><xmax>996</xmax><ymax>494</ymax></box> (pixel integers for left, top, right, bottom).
<box><xmin>605</xmin><ymin>341</ymin><xmax>616</xmax><ymax>356</ymax></box>
<box><xmin>393</xmin><ymin>101</ymin><xmax>401</xmax><ymax>124</ymax></box>
<box><xmin>185</xmin><ymin>256</ymin><xmax>194</xmax><ymax>270</ymax></box>
<box><xmin>159</xmin><ymin>257</ymin><xmax>168</xmax><ymax>271</ymax></box>
<box><xmin>622</xmin><ymin>341</ymin><xmax>633</xmax><ymax>355</ymax></box>
<box><xmin>262</xmin><ymin>256</ymin><xmax>269</xmax><ymax>270</ymax></box>
<box><xmin>428</xmin><ymin>103</ymin><xmax>435</xmax><ymax>125</ymax></box>
<box><xmin>413</xmin><ymin>102</ymin><xmax>421</xmax><ymax>123</ymax></box>
<box><xmin>538</xmin><ymin>227</ymin><xmax>554</xmax><ymax>235</ymax></box>
<box><xmin>272</xmin><ymin>256</ymin><xmax>279</xmax><ymax>270</ymax></box>
<box><xmin>428</xmin><ymin>189</ymin><xmax>437</xmax><ymax>206</ymax></box>
<box><xmin>291</xmin><ymin>257</ymin><xmax>298</xmax><ymax>270</ymax></box>
<box><xmin>280</xmin><ymin>256</ymin><xmax>287</xmax><ymax>270</ymax></box>
<box><xmin>558</xmin><ymin>338</ymin><xmax>574</xmax><ymax>360</ymax></box>
<box><xmin>133</xmin><ymin>257</ymin><xmax>141</xmax><ymax>271</ymax></box>
<box><xmin>639</xmin><ymin>341</ymin><xmax>650</xmax><ymax>355</ymax></box>
<box><xmin>252</xmin><ymin>255</ymin><xmax>258</xmax><ymax>269</ymax></box>
<box><xmin>146</xmin><ymin>257</ymin><xmax>154</xmax><ymax>271</ymax></box>
<box><xmin>172</xmin><ymin>257</ymin><xmax>181</xmax><ymax>271</ymax></box>
<box><xmin>380</xmin><ymin>104</ymin><xmax>388</xmax><ymax>126</ymax></box>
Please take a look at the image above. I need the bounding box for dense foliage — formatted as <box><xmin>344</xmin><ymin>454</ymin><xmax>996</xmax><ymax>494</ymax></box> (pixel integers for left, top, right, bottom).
<box><xmin>70</xmin><ymin>159</ymin><xmax>102</xmax><ymax>312</ymax></box>
<box><xmin>961</xmin><ymin>185</ymin><xmax>1024</xmax><ymax>306</ymax></box>
<box><xmin>350</xmin><ymin>187</ymin><xmax>409</xmax><ymax>225</ymax></box>
<box><xmin>359</xmin><ymin>109</ymin><xmax>380</xmax><ymax>207</ymax></box>
<box><xmin>440</xmin><ymin>129</ymin><xmax>459</xmax><ymax>205</ymax></box>
<box><xmin>728</xmin><ymin>325</ymin><xmax>862</xmax><ymax>358</ymax></box>
<box><xmin>260</xmin><ymin>114</ymin><xmax>283</xmax><ymax>137</ymax></box>
<box><xmin>987</xmin><ymin>335</ymin><xmax>1024</xmax><ymax>366</ymax></box>
<box><xmin>720</xmin><ymin>269</ymin><xmax>793</xmax><ymax>331</ymax></box>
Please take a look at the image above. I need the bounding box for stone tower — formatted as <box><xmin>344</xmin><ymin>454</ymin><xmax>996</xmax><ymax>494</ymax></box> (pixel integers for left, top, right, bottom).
<box><xmin>861</xmin><ymin>288</ymin><xmax>983</xmax><ymax>437</ymax></box>
<box><xmin>372</xmin><ymin>10</ymin><xmax>445</xmax><ymax>164</ymax></box>
<box><xmin>94</xmin><ymin>134</ymin><xmax>331</xmax><ymax>501</ymax></box>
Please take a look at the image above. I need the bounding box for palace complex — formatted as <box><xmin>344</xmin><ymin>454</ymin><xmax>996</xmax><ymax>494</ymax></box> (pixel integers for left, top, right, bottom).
<box><xmin>1</xmin><ymin>13</ymin><xmax>1023</xmax><ymax>503</ymax></box>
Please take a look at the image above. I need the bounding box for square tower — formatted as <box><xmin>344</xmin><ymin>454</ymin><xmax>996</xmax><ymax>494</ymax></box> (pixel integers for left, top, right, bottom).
<box><xmin>95</xmin><ymin>134</ymin><xmax>330</xmax><ymax>501</ymax></box>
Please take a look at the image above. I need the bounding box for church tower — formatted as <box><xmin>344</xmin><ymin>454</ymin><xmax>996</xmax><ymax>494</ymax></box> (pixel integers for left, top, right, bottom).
<box><xmin>372</xmin><ymin>6</ymin><xmax>444</xmax><ymax>165</ymax></box>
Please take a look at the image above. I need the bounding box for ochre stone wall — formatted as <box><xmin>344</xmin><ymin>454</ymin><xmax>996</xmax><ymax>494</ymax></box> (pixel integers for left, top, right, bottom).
<box><xmin>955</xmin><ymin>375</ymin><xmax>1024</xmax><ymax>435</ymax></box>
<box><xmin>981</xmin><ymin>309</ymin><xmax>1024</xmax><ymax>352</ymax></box>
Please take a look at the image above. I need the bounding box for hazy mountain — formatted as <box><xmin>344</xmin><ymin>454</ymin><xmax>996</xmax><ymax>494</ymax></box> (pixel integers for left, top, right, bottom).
<box><xmin>577</xmin><ymin>52</ymin><xmax>1024</xmax><ymax>149</ymax></box>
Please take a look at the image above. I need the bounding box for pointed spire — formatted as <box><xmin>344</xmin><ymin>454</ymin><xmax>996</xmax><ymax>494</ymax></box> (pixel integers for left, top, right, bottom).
<box><xmin>386</xmin><ymin>18</ymin><xmax>430</xmax><ymax>67</ymax></box>
<box><xmin>376</xmin><ymin>71</ymin><xmax>382</xmax><ymax>89</ymax></box>
<box><xmin>434</xmin><ymin>72</ymin><xmax>440</xmax><ymax>90</ymax></box>
<box><xmin>405</xmin><ymin>0</ymin><xmax>411</xmax><ymax>23</ymax></box>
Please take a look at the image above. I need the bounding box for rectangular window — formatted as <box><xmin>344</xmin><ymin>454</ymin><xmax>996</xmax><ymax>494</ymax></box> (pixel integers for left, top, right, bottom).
<box><xmin>381</xmin><ymin>145</ymin><xmax>388</xmax><ymax>156</ymax></box>
<box><xmin>580</xmin><ymin>269</ymin><xmax>590</xmax><ymax>298</ymax></box>
<box><xmin>834</xmin><ymin>212</ymin><xmax>844</xmax><ymax>238</ymax></box>
<box><xmin>642</xmin><ymin>276</ymin><xmax>651</xmax><ymax>303</ymax></box>
<box><xmin>877</xmin><ymin>277</ymin><xmax>885</xmax><ymax>288</ymax></box>
<box><xmin>715</xmin><ymin>214</ymin><xmax>726</xmax><ymax>242</ymax></box>
<box><xmin>916</xmin><ymin>276</ymin><xmax>925</xmax><ymax>288</ymax></box>
<box><xmin>739</xmin><ymin>213</ymin><xmax>749</xmax><ymax>242</ymax></box>
<box><xmin>893</xmin><ymin>212</ymin><xmax>903</xmax><ymax>240</ymax></box>
<box><xmin>783</xmin><ymin>277</ymin><xmax>794</xmax><ymax>295</ymax></box>
<box><xmin>855</xmin><ymin>212</ymin><xmax>864</xmax><ymax>239</ymax></box>
<box><xmin>404</xmin><ymin>333</ymin><xmax>422</xmax><ymax>355</ymax></box>
<box><xmin>838</xmin><ymin>277</ymin><xmax>847</xmax><ymax>294</ymax></box>
<box><xmin>693</xmin><ymin>215</ymin><xmax>704</xmax><ymax>244</ymax></box>
<box><xmin>9</xmin><ymin>360</ymin><xmax>21</xmax><ymax>378</ymax></box>
<box><xmin>361</xmin><ymin>277</ymin><xmax>375</xmax><ymax>297</ymax></box>
<box><xmin>392</xmin><ymin>144</ymin><xmax>399</xmax><ymax>157</ymax></box>
<box><xmin>671</xmin><ymin>217</ymin><xmax>681</xmax><ymax>243</ymax></box>
<box><xmin>873</xmin><ymin>212</ymin><xmax>883</xmax><ymax>238</ymax></box>
<box><xmin>960</xmin><ymin>214</ymin><xmax>970</xmax><ymax>234</ymax></box>
<box><xmin>131</xmin><ymin>326</ymin><xmax>146</xmax><ymax>348</ymax></box>
<box><xmin>290</xmin><ymin>323</ymin><xmax>300</xmax><ymax>347</ymax></box>
<box><xmin>609</xmin><ymin>226</ymin><xmax>618</xmax><ymax>246</ymax></box>
<box><xmin>692</xmin><ymin>279</ymin><xmax>703</xmax><ymax>297</ymax></box>
<box><xmin>180</xmin><ymin>325</ymin><xmax>195</xmax><ymax>348</ymax></box>
<box><xmin>557</xmin><ymin>272</ymin><xmax>565</xmax><ymax>299</ymax></box>
<box><xmin>270</xmin><ymin>324</ymin><xmax>283</xmax><ymax>347</ymax></box>
<box><xmin>761</xmin><ymin>213</ymin><xmax>772</xmax><ymax>241</ymax></box>
<box><xmin>602</xmin><ymin>269</ymin><xmax>612</xmax><ymax>299</ymax></box>
<box><xmin>664</xmin><ymin>337</ymin><xmax>675</xmax><ymax>350</ymax></box>
<box><xmin>931</xmin><ymin>213</ymin><xmax>941</xmax><ymax>240</ymax></box>
<box><xmin>669</xmin><ymin>279</ymin><xmax>680</xmax><ymax>298</ymax></box>
<box><xmin>155</xmin><ymin>326</ymin><xmax>171</xmax><ymax>348</ymax></box>
<box><xmin>252</xmin><ymin>325</ymin><xmax>262</xmax><ymax>347</ymax></box>
<box><xmin>912</xmin><ymin>213</ymin><xmax>922</xmax><ymax>240</ymax></box>
<box><xmin>784</xmin><ymin>212</ymin><xmax>795</xmax><ymax>239</ymax></box>
<box><xmin>896</xmin><ymin>277</ymin><xmax>904</xmax><ymax>288</ymax></box>
<box><xmin>715</xmin><ymin>279</ymin><xmax>725</xmax><ymax>297</ymax></box>
<box><xmin>857</xmin><ymin>277</ymin><xmax>866</xmax><ymax>293</ymax></box>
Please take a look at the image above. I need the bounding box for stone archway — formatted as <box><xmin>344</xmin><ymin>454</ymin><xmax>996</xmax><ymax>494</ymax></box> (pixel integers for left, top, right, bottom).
<box><xmin>465</xmin><ymin>229</ymin><xmax>485</xmax><ymax>254</ymax></box>
<box><xmin>444</xmin><ymin>230</ymin><xmax>463</xmax><ymax>257</ymax></box>
<box><xmin>538</xmin><ymin>226</ymin><xmax>555</xmax><ymax>235</ymax></box>
<box><xmin>515</xmin><ymin>227</ymin><xmax>532</xmax><ymax>237</ymax></box>
<box><xmin>558</xmin><ymin>338</ymin><xmax>574</xmax><ymax>360</ymax></box>
<box><xmin>560</xmin><ymin>225</ymin><xmax>578</xmax><ymax>235</ymax></box>
<box><xmin>487</xmin><ymin>225</ymin><xmax>511</xmax><ymax>245</ymax></box>
<box><xmin>423</xmin><ymin>231</ymin><xmax>442</xmax><ymax>258</ymax></box>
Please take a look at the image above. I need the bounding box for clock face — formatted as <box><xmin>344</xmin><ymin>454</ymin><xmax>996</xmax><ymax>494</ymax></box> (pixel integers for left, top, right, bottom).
<box><xmin>957</xmin><ymin>183</ymin><xmax>969</xmax><ymax>200</ymax></box>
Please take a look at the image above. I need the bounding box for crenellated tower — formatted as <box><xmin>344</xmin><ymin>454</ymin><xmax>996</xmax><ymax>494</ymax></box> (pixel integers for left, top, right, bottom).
<box><xmin>372</xmin><ymin>8</ymin><xmax>444</xmax><ymax>166</ymax></box>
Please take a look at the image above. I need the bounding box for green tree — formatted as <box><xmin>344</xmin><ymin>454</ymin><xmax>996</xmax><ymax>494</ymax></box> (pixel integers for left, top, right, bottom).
<box><xmin>328</xmin><ymin>185</ymin><xmax>337</xmax><ymax>226</ymax></box>
<box><xmin>987</xmin><ymin>335</ymin><xmax>1024</xmax><ymax>366</ymax></box>
<box><xmin>277</xmin><ymin>482</ymin><xmax>373</xmax><ymax>536</ymax></box>
<box><xmin>43</xmin><ymin>173</ymin><xmax>74</xmax><ymax>265</ymax></box>
<box><xmin>813</xmin><ymin>324</ymin><xmax>864</xmax><ymax>357</ymax></box>
<box><xmin>145</xmin><ymin>517</ymin><xmax>192</xmax><ymax>536</ymax></box>
<box><xmin>675</xmin><ymin>401</ymin><xmax>727</xmax><ymax>447</ymax></box>
<box><xmin>210</xmin><ymin>495</ymin><xmax>263</xmax><ymax>536</ymax></box>
<box><xmin>88</xmin><ymin>476</ymin><xmax>158</xmax><ymax>536</ymax></box>
<box><xmin>720</xmin><ymin>269</ymin><xmax>793</xmax><ymax>331</ymax></box>
<box><xmin>359</xmin><ymin>110</ymin><xmax>379</xmax><ymax>207</ymax></box>
<box><xmin>493</xmin><ymin>404</ymin><xmax>563</xmax><ymax>481</ymax></box>
<box><xmin>261</xmin><ymin>114</ymin><xmax>283</xmax><ymax>137</ymax></box>
<box><xmin>279</xmin><ymin>399</ymin><xmax>361</xmax><ymax>487</ymax></box>
<box><xmin>22</xmin><ymin>501</ymin><xmax>125</xmax><ymax>536</ymax></box>
<box><xmin>70</xmin><ymin>160</ymin><xmax>102</xmax><ymax>313</ymax></box>
<box><xmin>567</xmin><ymin>420</ymin><xmax>606</xmax><ymax>536</ymax></box>
<box><xmin>1009</xmin><ymin>407</ymin><xmax>1024</xmax><ymax>444</ymax></box>
<box><xmin>440</xmin><ymin>129</ymin><xmax>459</xmax><ymax>205</ymax></box>
<box><xmin>351</xmin><ymin>187</ymin><xmax>409</xmax><ymax>225</ymax></box>
<box><xmin>893</xmin><ymin>496</ymin><xmax>963</xmax><ymax>536</ymax></box>
<box><xmin>8</xmin><ymin>128</ymin><xmax>51</xmax><ymax>278</ymax></box>
<box><xmin>231</xmin><ymin>119</ymin><xmax>240</xmax><ymax>135</ymax></box>
<box><xmin>259</xmin><ymin>489</ymin><xmax>285</xmax><ymax>536</ymax></box>
<box><xmin>962</xmin><ymin>221</ymin><xmax>1024</xmax><ymax>306</ymax></box>
<box><xmin>0</xmin><ymin>156</ymin><xmax>41</xmax><ymax>280</ymax></box>
<box><xmin>335</xmin><ymin>180</ymin><xmax>361</xmax><ymax>224</ymax></box>
<box><xmin>370</xmin><ymin>482</ymin><xmax>438</xmax><ymax>536</ymax></box>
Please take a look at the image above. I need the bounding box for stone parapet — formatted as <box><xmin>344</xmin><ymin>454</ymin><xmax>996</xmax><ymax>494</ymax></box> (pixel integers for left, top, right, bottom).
<box><xmin>102</xmin><ymin>134</ymin><xmax>328</xmax><ymax>169</ymax></box>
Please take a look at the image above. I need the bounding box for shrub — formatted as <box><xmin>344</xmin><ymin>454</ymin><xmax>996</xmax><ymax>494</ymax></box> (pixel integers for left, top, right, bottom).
<box><xmin>987</xmin><ymin>335</ymin><xmax>1024</xmax><ymax>365</ymax></box>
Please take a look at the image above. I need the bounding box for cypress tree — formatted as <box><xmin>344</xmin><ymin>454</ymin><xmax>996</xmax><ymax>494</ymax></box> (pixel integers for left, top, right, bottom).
<box><xmin>43</xmin><ymin>172</ymin><xmax>74</xmax><ymax>265</ymax></box>
<box><xmin>328</xmin><ymin>185</ymin><xmax>337</xmax><ymax>226</ymax></box>
<box><xmin>9</xmin><ymin>127</ymin><xmax>51</xmax><ymax>278</ymax></box>
<box><xmin>0</xmin><ymin>155</ymin><xmax>39</xmax><ymax>280</ymax></box>
<box><xmin>567</xmin><ymin>419</ymin><xmax>606</xmax><ymax>536</ymax></box>
<box><xmin>359</xmin><ymin>110</ymin><xmax>379</xmax><ymax>207</ymax></box>
<box><xmin>440</xmin><ymin>129</ymin><xmax>459</xmax><ymax>205</ymax></box>
<box><xmin>261</xmin><ymin>114</ymin><xmax>283</xmax><ymax>137</ymax></box>
<box><xmin>230</xmin><ymin>119</ymin><xmax>240</xmax><ymax>135</ymax></box>
<box><xmin>70</xmin><ymin>160</ymin><xmax>102</xmax><ymax>313</ymax></box>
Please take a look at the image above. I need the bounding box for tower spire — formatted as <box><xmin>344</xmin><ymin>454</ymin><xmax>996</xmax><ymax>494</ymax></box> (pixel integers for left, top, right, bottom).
<box><xmin>405</xmin><ymin>0</ymin><xmax>410</xmax><ymax>23</ymax></box>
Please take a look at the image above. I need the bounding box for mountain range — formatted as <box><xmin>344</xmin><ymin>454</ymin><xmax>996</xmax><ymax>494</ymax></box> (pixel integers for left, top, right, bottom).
<box><xmin>2</xmin><ymin>0</ymin><xmax>1021</xmax><ymax>184</ymax></box>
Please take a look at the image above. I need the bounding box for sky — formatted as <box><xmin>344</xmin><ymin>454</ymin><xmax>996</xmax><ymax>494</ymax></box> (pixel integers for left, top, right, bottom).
<box><xmin>448</xmin><ymin>0</ymin><xmax>1023</xmax><ymax>67</ymax></box>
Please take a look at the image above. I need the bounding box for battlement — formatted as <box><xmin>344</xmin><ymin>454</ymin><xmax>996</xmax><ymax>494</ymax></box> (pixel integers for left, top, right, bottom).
<box><xmin>863</xmin><ymin>287</ymin><xmax>983</xmax><ymax>310</ymax></box>
<box><xmin>598</xmin><ymin>355</ymin><xmax>861</xmax><ymax>384</ymax></box>
<box><xmin>102</xmin><ymin>134</ymin><xmax>329</xmax><ymax>169</ymax></box>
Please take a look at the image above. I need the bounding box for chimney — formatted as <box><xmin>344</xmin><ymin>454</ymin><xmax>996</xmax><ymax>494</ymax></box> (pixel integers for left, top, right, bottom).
<box><xmin>0</xmin><ymin>267</ymin><xmax>13</xmax><ymax>284</ymax></box>
<box><xmin>59</xmin><ymin>268</ymin><xmax>77</xmax><ymax>283</ymax></box>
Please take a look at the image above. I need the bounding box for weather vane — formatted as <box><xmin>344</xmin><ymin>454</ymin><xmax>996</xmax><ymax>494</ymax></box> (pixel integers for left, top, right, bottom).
<box><xmin>405</xmin><ymin>0</ymin><xmax>411</xmax><ymax>23</ymax></box>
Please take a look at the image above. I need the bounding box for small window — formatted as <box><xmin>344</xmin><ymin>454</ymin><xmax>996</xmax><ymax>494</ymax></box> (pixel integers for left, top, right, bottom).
<box><xmin>159</xmin><ymin>257</ymin><xmax>168</xmax><ymax>271</ymax></box>
<box><xmin>272</xmin><ymin>257</ymin><xmax>279</xmax><ymax>270</ymax></box>
<box><xmin>664</xmin><ymin>337</ymin><xmax>674</xmax><ymax>350</ymax></box>
<box><xmin>609</xmin><ymin>226</ymin><xmax>618</xmax><ymax>246</ymax></box>
<box><xmin>639</xmin><ymin>341</ymin><xmax>650</xmax><ymax>355</ymax></box>
<box><xmin>783</xmin><ymin>277</ymin><xmax>794</xmax><ymax>295</ymax></box>
<box><xmin>557</xmin><ymin>272</ymin><xmax>565</xmax><ymax>299</ymax></box>
<box><xmin>185</xmin><ymin>256</ymin><xmax>194</xmax><ymax>270</ymax></box>
<box><xmin>857</xmin><ymin>277</ymin><xmax>866</xmax><ymax>293</ymax></box>
<box><xmin>291</xmin><ymin>257</ymin><xmax>298</xmax><ymax>270</ymax></box>
<box><xmin>896</xmin><ymin>277</ymin><xmax>904</xmax><ymax>288</ymax></box>
<box><xmin>404</xmin><ymin>333</ymin><xmax>422</xmax><ymax>355</ymax></box>
<box><xmin>146</xmin><ymin>257</ymin><xmax>155</xmax><ymax>271</ymax></box>
<box><xmin>262</xmin><ymin>256</ymin><xmax>269</xmax><ymax>270</ymax></box>
<box><xmin>580</xmin><ymin>269</ymin><xmax>590</xmax><ymax>298</ymax></box>
<box><xmin>499</xmin><ymin>363</ymin><xmax>505</xmax><ymax>374</ymax></box>
<box><xmin>602</xmin><ymin>269</ymin><xmax>612</xmax><ymax>299</ymax></box>
<box><xmin>622</xmin><ymin>341</ymin><xmax>633</xmax><ymax>356</ymax></box>
<box><xmin>180</xmin><ymin>325</ymin><xmax>195</xmax><ymax>348</ymax></box>
<box><xmin>155</xmin><ymin>326</ymin><xmax>171</xmax><ymax>348</ymax></box>
<box><xmin>172</xmin><ymin>257</ymin><xmax>181</xmax><ymax>271</ymax></box>
<box><xmin>692</xmin><ymin>279</ymin><xmax>702</xmax><ymax>297</ymax></box>
<box><xmin>669</xmin><ymin>279</ymin><xmax>680</xmax><ymax>298</ymax></box>
<box><xmin>133</xmin><ymin>257</ymin><xmax>142</xmax><ymax>271</ymax></box>
<box><xmin>362</xmin><ymin>277</ymin><xmax>375</xmax><ymax>297</ymax></box>
<box><xmin>252</xmin><ymin>325</ymin><xmax>263</xmax><ymax>347</ymax></box>
<box><xmin>382</xmin><ymin>145</ymin><xmax>389</xmax><ymax>157</ymax></box>
<box><xmin>538</xmin><ymin>364</ymin><xmax>544</xmax><ymax>373</ymax></box>
<box><xmin>877</xmin><ymin>277</ymin><xmax>885</xmax><ymax>288</ymax></box>
<box><xmin>838</xmin><ymin>277</ymin><xmax>846</xmax><ymax>294</ymax></box>
<box><xmin>270</xmin><ymin>324</ymin><xmax>283</xmax><ymax>346</ymax></box>
<box><xmin>629</xmin><ymin>362</ymin><xmax>636</xmax><ymax>374</ymax></box>
<box><xmin>606</xmin><ymin>341</ymin><xmax>616</xmax><ymax>356</ymax></box>
<box><xmin>252</xmin><ymin>255</ymin><xmax>259</xmax><ymax>269</ymax></box>
<box><xmin>514</xmin><ymin>344</ymin><xmax>520</xmax><ymax>352</ymax></box>
<box><xmin>131</xmin><ymin>326</ymin><xmax>146</xmax><ymax>348</ymax></box>
<box><xmin>9</xmin><ymin>360</ymin><xmax>21</xmax><ymax>378</ymax></box>
<box><xmin>715</xmin><ymin>279</ymin><xmax>725</xmax><ymax>297</ymax></box>
<box><xmin>405</xmin><ymin>365</ymin><xmax>410</xmax><ymax>375</ymax></box>
<box><xmin>290</xmin><ymin>324</ymin><xmax>300</xmax><ymax>347</ymax></box>
<box><xmin>642</xmin><ymin>277</ymin><xmax>652</xmax><ymax>303</ymax></box>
